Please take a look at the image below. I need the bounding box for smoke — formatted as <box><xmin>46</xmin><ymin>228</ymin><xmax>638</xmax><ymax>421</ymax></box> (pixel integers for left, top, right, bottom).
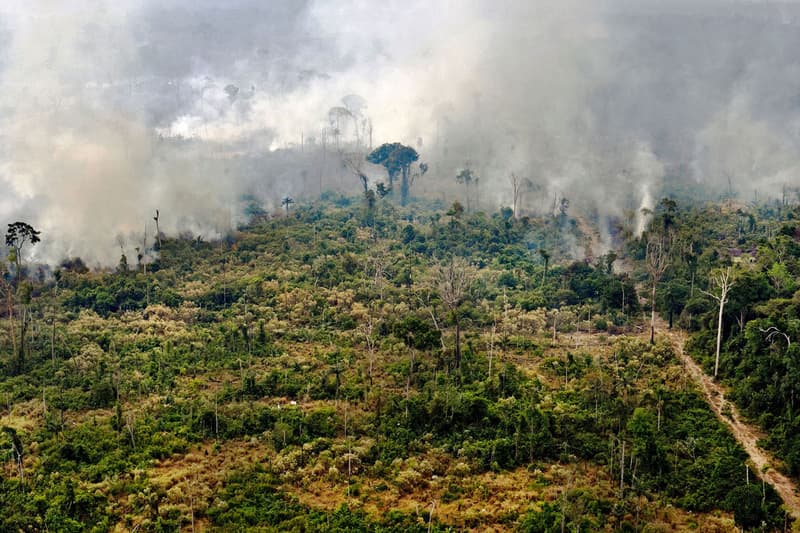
<box><xmin>2</xmin><ymin>0</ymin><xmax>800</xmax><ymax>265</ymax></box>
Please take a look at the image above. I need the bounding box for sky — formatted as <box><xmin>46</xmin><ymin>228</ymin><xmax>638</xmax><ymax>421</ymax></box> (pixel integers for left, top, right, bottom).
<box><xmin>1</xmin><ymin>0</ymin><xmax>800</xmax><ymax>264</ymax></box>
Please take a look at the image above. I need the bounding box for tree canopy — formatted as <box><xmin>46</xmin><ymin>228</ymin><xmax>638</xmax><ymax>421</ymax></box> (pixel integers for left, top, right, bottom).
<box><xmin>366</xmin><ymin>142</ymin><xmax>420</xmax><ymax>205</ymax></box>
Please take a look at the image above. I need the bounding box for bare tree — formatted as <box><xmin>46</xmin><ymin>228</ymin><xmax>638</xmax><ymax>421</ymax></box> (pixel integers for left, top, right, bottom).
<box><xmin>435</xmin><ymin>257</ymin><xmax>475</xmax><ymax>370</ymax></box>
<box><xmin>281</xmin><ymin>196</ymin><xmax>295</xmax><ymax>214</ymax></box>
<box><xmin>456</xmin><ymin>168</ymin><xmax>478</xmax><ymax>212</ymax></box>
<box><xmin>341</xmin><ymin>151</ymin><xmax>369</xmax><ymax>193</ymax></box>
<box><xmin>510</xmin><ymin>172</ymin><xmax>529</xmax><ymax>218</ymax></box>
<box><xmin>759</xmin><ymin>326</ymin><xmax>791</xmax><ymax>350</ymax></box>
<box><xmin>415</xmin><ymin>287</ymin><xmax>447</xmax><ymax>352</ymax></box>
<box><xmin>645</xmin><ymin>238</ymin><xmax>670</xmax><ymax>344</ymax></box>
<box><xmin>153</xmin><ymin>209</ymin><xmax>162</xmax><ymax>250</ymax></box>
<box><xmin>328</xmin><ymin>106</ymin><xmax>353</xmax><ymax>149</ymax></box>
<box><xmin>359</xmin><ymin>308</ymin><xmax>379</xmax><ymax>388</ymax></box>
<box><xmin>700</xmin><ymin>267</ymin><xmax>735</xmax><ymax>378</ymax></box>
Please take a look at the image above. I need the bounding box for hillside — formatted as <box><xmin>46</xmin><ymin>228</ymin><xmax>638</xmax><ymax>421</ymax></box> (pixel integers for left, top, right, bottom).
<box><xmin>1</xmin><ymin>196</ymin><xmax>799</xmax><ymax>532</ymax></box>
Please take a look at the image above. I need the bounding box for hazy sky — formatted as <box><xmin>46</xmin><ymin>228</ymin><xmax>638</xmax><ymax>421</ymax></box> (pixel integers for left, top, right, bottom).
<box><xmin>2</xmin><ymin>0</ymin><xmax>800</xmax><ymax>263</ymax></box>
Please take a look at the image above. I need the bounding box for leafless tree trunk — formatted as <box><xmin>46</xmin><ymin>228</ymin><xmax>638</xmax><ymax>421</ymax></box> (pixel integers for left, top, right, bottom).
<box><xmin>551</xmin><ymin>308</ymin><xmax>559</xmax><ymax>343</ymax></box>
<box><xmin>360</xmin><ymin>311</ymin><xmax>378</xmax><ymax>388</ymax></box>
<box><xmin>619</xmin><ymin>439</ymin><xmax>625</xmax><ymax>497</ymax></box>
<box><xmin>487</xmin><ymin>321</ymin><xmax>496</xmax><ymax>381</ymax></box>
<box><xmin>700</xmin><ymin>267</ymin><xmax>734</xmax><ymax>378</ymax></box>
<box><xmin>405</xmin><ymin>350</ymin><xmax>416</xmax><ymax>419</ymax></box>
<box><xmin>760</xmin><ymin>326</ymin><xmax>791</xmax><ymax>350</ymax></box>
<box><xmin>153</xmin><ymin>209</ymin><xmax>162</xmax><ymax>249</ymax></box>
<box><xmin>510</xmin><ymin>173</ymin><xmax>524</xmax><ymax>218</ymax></box>
<box><xmin>342</xmin><ymin>152</ymin><xmax>369</xmax><ymax>193</ymax></box>
<box><xmin>126</xmin><ymin>413</ymin><xmax>136</xmax><ymax>450</ymax></box>
<box><xmin>646</xmin><ymin>238</ymin><xmax>670</xmax><ymax>344</ymax></box>
<box><xmin>435</xmin><ymin>258</ymin><xmax>474</xmax><ymax>370</ymax></box>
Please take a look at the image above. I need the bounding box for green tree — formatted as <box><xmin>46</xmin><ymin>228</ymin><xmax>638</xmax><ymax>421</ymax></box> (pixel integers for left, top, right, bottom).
<box><xmin>5</xmin><ymin>221</ymin><xmax>41</xmax><ymax>285</ymax></box>
<box><xmin>366</xmin><ymin>143</ymin><xmax>420</xmax><ymax>206</ymax></box>
<box><xmin>725</xmin><ymin>484</ymin><xmax>767</xmax><ymax>530</ymax></box>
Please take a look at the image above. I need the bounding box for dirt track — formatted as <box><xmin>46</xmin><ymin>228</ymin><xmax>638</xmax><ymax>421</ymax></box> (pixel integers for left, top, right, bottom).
<box><xmin>665</xmin><ymin>326</ymin><xmax>800</xmax><ymax>519</ymax></box>
<box><xmin>574</xmin><ymin>212</ymin><xmax>800</xmax><ymax>518</ymax></box>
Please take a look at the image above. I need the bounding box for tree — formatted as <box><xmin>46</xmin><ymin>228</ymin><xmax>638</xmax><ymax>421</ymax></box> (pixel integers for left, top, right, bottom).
<box><xmin>153</xmin><ymin>209</ymin><xmax>162</xmax><ymax>250</ymax></box>
<box><xmin>645</xmin><ymin>238</ymin><xmax>670</xmax><ymax>344</ymax></box>
<box><xmin>328</xmin><ymin>106</ymin><xmax>354</xmax><ymax>149</ymax></box>
<box><xmin>510</xmin><ymin>173</ymin><xmax>532</xmax><ymax>219</ymax></box>
<box><xmin>446</xmin><ymin>201</ymin><xmax>464</xmax><ymax>220</ymax></box>
<box><xmin>281</xmin><ymin>196</ymin><xmax>295</xmax><ymax>214</ymax></box>
<box><xmin>656</xmin><ymin>197</ymin><xmax>678</xmax><ymax>234</ymax></box>
<box><xmin>1</xmin><ymin>426</ymin><xmax>24</xmax><ymax>484</ymax></box>
<box><xmin>559</xmin><ymin>197</ymin><xmax>569</xmax><ymax>218</ymax></box>
<box><xmin>700</xmin><ymin>267</ymin><xmax>734</xmax><ymax>378</ymax></box>
<box><xmin>659</xmin><ymin>280</ymin><xmax>689</xmax><ymax>329</ymax></box>
<box><xmin>435</xmin><ymin>257</ymin><xmax>474</xmax><ymax>370</ymax></box>
<box><xmin>341</xmin><ymin>152</ymin><xmax>369</xmax><ymax>194</ymax></box>
<box><xmin>767</xmin><ymin>262</ymin><xmax>795</xmax><ymax>297</ymax></box>
<box><xmin>375</xmin><ymin>182</ymin><xmax>391</xmax><ymax>199</ymax></box>
<box><xmin>726</xmin><ymin>484</ymin><xmax>767</xmax><ymax>530</ymax></box>
<box><xmin>538</xmin><ymin>249</ymin><xmax>551</xmax><ymax>286</ymax></box>
<box><xmin>366</xmin><ymin>143</ymin><xmax>420</xmax><ymax>206</ymax></box>
<box><xmin>5</xmin><ymin>222</ymin><xmax>41</xmax><ymax>285</ymax></box>
<box><xmin>456</xmin><ymin>168</ymin><xmax>479</xmax><ymax>212</ymax></box>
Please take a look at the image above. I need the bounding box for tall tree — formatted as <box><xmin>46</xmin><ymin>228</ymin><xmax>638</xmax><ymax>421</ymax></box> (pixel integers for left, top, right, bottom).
<box><xmin>701</xmin><ymin>267</ymin><xmax>735</xmax><ymax>379</ymax></box>
<box><xmin>456</xmin><ymin>168</ymin><xmax>479</xmax><ymax>212</ymax></box>
<box><xmin>328</xmin><ymin>106</ymin><xmax>354</xmax><ymax>149</ymax></box>
<box><xmin>539</xmin><ymin>249</ymin><xmax>551</xmax><ymax>286</ymax></box>
<box><xmin>435</xmin><ymin>257</ymin><xmax>474</xmax><ymax>371</ymax></box>
<box><xmin>366</xmin><ymin>143</ymin><xmax>420</xmax><ymax>206</ymax></box>
<box><xmin>5</xmin><ymin>222</ymin><xmax>41</xmax><ymax>285</ymax></box>
<box><xmin>509</xmin><ymin>172</ymin><xmax>532</xmax><ymax>219</ymax></box>
<box><xmin>645</xmin><ymin>238</ymin><xmax>670</xmax><ymax>344</ymax></box>
<box><xmin>656</xmin><ymin>197</ymin><xmax>678</xmax><ymax>234</ymax></box>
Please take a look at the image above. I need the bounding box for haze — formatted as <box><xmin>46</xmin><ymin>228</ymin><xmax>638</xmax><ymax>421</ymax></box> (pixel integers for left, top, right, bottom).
<box><xmin>2</xmin><ymin>0</ymin><xmax>799</xmax><ymax>264</ymax></box>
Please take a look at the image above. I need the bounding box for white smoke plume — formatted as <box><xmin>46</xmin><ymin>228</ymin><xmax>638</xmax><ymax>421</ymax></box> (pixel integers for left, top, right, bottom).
<box><xmin>2</xmin><ymin>0</ymin><xmax>800</xmax><ymax>264</ymax></box>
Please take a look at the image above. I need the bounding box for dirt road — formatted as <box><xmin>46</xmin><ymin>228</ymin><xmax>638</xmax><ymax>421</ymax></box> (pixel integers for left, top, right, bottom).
<box><xmin>665</xmin><ymin>327</ymin><xmax>800</xmax><ymax>519</ymax></box>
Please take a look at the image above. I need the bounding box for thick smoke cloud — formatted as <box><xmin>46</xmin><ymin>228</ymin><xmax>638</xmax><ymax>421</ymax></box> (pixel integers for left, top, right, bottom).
<box><xmin>1</xmin><ymin>0</ymin><xmax>799</xmax><ymax>264</ymax></box>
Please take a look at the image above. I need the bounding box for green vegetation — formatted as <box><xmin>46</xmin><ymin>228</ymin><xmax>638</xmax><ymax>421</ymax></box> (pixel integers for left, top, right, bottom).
<box><xmin>1</xmin><ymin>193</ymin><xmax>797</xmax><ymax>531</ymax></box>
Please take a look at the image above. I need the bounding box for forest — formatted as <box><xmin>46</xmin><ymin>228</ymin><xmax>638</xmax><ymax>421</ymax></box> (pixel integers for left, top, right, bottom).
<box><xmin>6</xmin><ymin>1</ymin><xmax>800</xmax><ymax>531</ymax></box>
<box><xmin>1</xmin><ymin>180</ymin><xmax>799</xmax><ymax>532</ymax></box>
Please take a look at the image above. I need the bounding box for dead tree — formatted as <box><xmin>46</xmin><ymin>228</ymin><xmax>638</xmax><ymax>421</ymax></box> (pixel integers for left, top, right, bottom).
<box><xmin>759</xmin><ymin>326</ymin><xmax>791</xmax><ymax>350</ymax></box>
<box><xmin>281</xmin><ymin>196</ymin><xmax>295</xmax><ymax>214</ymax></box>
<box><xmin>341</xmin><ymin>152</ymin><xmax>369</xmax><ymax>194</ymax></box>
<box><xmin>510</xmin><ymin>173</ymin><xmax>523</xmax><ymax>218</ymax></box>
<box><xmin>153</xmin><ymin>209</ymin><xmax>162</xmax><ymax>250</ymax></box>
<box><xmin>435</xmin><ymin>257</ymin><xmax>474</xmax><ymax>370</ymax></box>
<box><xmin>645</xmin><ymin>238</ymin><xmax>670</xmax><ymax>344</ymax></box>
<box><xmin>700</xmin><ymin>267</ymin><xmax>734</xmax><ymax>378</ymax></box>
<box><xmin>359</xmin><ymin>309</ymin><xmax>379</xmax><ymax>388</ymax></box>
